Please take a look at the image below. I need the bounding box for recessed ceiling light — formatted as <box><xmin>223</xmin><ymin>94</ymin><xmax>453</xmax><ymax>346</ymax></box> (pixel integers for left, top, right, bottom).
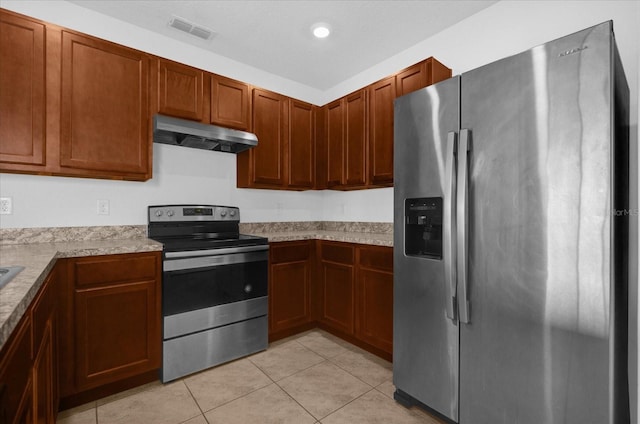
<box><xmin>311</xmin><ymin>23</ymin><xmax>331</xmax><ymax>39</ymax></box>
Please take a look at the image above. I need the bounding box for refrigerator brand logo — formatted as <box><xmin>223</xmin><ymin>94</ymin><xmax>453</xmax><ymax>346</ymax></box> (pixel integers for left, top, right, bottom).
<box><xmin>613</xmin><ymin>208</ymin><xmax>639</xmax><ymax>216</ymax></box>
<box><xmin>558</xmin><ymin>45</ymin><xmax>588</xmax><ymax>57</ymax></box>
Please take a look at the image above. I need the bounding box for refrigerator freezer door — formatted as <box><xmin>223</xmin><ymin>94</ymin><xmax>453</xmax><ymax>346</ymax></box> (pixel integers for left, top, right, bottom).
<box><xmin>393</xmin><ymin>76</ymin><xmax>460</xmax><ymax>421</ymax></box>
<box><xmin>459</xmin><ymin>22</ymin><xmax>616</xmax><ymax>423</ymax></box>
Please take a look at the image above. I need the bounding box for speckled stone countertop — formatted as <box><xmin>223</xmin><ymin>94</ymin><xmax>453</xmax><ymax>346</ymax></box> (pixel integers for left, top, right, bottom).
<box><xmin>0</xmin><ymin>226</ymin><xmax>162</xmax><ymax>350</ymax></box>
<box><xmin>240</xmin><ymin>221</ymin><xmax>394</xmax><ymax>247</ymax></box>
<box><xmin>0</xmin><ymin>222</ymin><xmax>392</xmax><ymax>351</ymax></box>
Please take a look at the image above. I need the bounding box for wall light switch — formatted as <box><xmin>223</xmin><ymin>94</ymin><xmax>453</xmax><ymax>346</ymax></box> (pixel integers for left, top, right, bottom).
<box><xmin>0</xmin><ymin>197</ymin><xmax>12</xmax><ymax>215</ymax></box>
<box><xmin>97</xmin><ymin>199</ymin><xmax>110</xmax><ymax>215</ymax></box>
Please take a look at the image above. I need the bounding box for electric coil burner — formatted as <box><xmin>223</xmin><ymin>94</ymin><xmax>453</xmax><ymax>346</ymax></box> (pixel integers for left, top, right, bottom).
<box><xmin>148</xmin><ymin>205</ymin><xmax>269</xmax><ymax>382</ymax></box>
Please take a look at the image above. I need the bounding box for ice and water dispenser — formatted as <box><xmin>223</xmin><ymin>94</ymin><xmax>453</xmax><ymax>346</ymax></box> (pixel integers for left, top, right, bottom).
<box><xmin>404</xmin><ymin>198</ymin><xmax>443</xmax><ymax>259</ymax></box>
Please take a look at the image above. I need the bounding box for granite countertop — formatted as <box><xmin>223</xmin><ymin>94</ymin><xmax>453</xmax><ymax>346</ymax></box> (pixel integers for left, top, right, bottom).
<box><xmin>240</xmin><ymin>221</ymin><xmax>394</xmax><ymax>247</ymax></box>
<box><xmin>247</xmin><ymin>230</ymin><xmax>393</xmax><ymax>246</ymax></box>
<box><xmin>0</xmin><ymin>221</ymin><xmax>392</xmax><ymax>351</ymax></box>
<box><xmin>0</xmin><ymin>236</ymin><xmax>162</xmax><ymax>351</ymax></box>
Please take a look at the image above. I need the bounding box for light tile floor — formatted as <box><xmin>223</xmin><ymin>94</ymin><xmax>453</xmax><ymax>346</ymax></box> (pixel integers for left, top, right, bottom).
<box><xmin>57</xmin><ymin>330</ymin><xmax>445</xmax><ymax>424</ymax></box>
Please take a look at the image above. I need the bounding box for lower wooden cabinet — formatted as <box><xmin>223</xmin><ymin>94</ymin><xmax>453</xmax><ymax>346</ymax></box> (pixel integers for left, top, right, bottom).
<box><xmin>269</xmin><ymin>241</ymin><xmax>314</xmax><ymax>338</ymax></box>
<box><xmin>0</xmin><ymin>262</ymin><xmax>59</xmax><ymax>424</ymax></box>
<box><xmin>318</xmin><ymin>242</ymin><xmax>355</xmax><ymax>334</ymax></box>
<box><xmin>355</xmin><ymin>246</ymin><xmax>393</xmax><ymax>354</ymax></box>
<box><xmin>63</xmin><ymin>252</ymin><xmax>162</xmax><ymax>396</ymax></box>
<box><xmin>269</xmin><ymin>240</ymin><xmax>393</xmax><ymax>359</ymax></box>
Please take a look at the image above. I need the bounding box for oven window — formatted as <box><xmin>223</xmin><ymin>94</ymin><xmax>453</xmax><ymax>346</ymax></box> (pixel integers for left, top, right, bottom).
<box><xmin>163</xmin><ymin>260</ymin><xmax>267</xmax><ymax>316</ymax></box>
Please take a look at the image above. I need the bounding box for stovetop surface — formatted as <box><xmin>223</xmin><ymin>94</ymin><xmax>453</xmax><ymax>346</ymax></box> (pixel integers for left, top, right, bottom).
<box><xmin>152</xmin><ymin>233</ymin><xmax>268</xmax><ymax>252</ymax></box>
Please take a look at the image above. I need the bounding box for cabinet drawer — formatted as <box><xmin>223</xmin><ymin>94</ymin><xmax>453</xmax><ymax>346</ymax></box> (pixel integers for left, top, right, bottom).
<box><xmin>320</xmin><ymin>242</ymin><xmax>354</xmax><ymax>265</ymax></box>
<box><xmin>270</xmin><ymin>241</ymin><xmax>310</xmax><ymax>264</ymax></box>
<box><xmin>359</xmin><ymin>246</ymin><xmax>393</xmax><ymax>272</ymax></box>
<box><xmin>72</xmin><ymin>253</ymin><xmax>159</xmax><ymax>287</ymax></box>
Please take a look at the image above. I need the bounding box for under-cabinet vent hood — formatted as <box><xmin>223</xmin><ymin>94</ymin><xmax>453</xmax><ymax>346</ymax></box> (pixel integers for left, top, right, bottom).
<box><xmin>153</xmin><ymin>115</ymin><xmax>258</xmax><ymax>154</ymax></box>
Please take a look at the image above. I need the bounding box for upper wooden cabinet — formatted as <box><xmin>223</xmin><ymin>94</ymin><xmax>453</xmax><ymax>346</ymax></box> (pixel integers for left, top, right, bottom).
<box><xmin>155</xmin><ymin>58</ymin><xmax>204</xmax><ymax>121</ymax></box>
<box><xmin>237</xmin><ymin>90</ymin><xmax>315</xmax><ymax>190</ymax></box>
<box><xmin>0</xmin><ymin>11</ymin><xmax>46</xmax><ymax>167</ymax></box>
<box><xmin>318</xmin><ymin>57</ymin><xmax>450</xmax><ymax>190</ymax></box>
<box><xmin>344</xmin><ymin>89</ymin><xmax>368</xmax><ymax>187</ymax></box>
<box><xmin>396</xmin><ymin>57</ymin><xmax>452</xmax><ymax>97</ymax></box>
<box><xmin>368</xmin><ymin>76</ymin><xmax>396</xmax><ymax>186</ymax></box>
<box><xmin>325</xmin><ymin>99</ymin><xmax>344</xmax><ymax>188</ymax></box>
<box><xmin>0</xmin><ymin>9</ymin><xmax>153</xmax><ymax>181</ymax></box>
<box><xmin>210</xmin><ymin>74</ymin><xmax>251</xmax><ymax>130</ymax></box>
<box><xmin>288</xmin><ymin>100</ymin><xmax>315</xmax><ymax>188</ymax></box>
<box><xmin>60</xmin><ymin>31</ymin><xmax>151</xmax><ymax>178</ymax></box>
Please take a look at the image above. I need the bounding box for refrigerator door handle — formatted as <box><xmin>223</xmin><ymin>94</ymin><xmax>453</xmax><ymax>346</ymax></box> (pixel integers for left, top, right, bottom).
<box><xmin>443</xmin><ymin>131</ymin><xmax>458</xmax><ymax>321</ymax></box>
<box><xmin>457</xmin><ymin>129</ymin><xmax>471</xmax><ymax>324</ymax></box>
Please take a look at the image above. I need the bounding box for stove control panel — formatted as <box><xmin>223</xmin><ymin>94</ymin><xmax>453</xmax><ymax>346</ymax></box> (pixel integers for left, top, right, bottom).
<box><xmin>148</xmin><ymin>205</ymin><xmax>240</xmax><ymax>222</ymax></box>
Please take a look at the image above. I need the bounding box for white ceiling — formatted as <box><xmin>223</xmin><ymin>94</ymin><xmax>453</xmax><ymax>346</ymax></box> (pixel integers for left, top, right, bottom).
<box><xmin>67</xmin><ymin>0</ymin><xmax>497</xmax><ymax>91</ymax></box>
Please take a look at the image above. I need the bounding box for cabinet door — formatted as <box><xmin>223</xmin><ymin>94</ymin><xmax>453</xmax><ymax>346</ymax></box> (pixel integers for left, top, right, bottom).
<box><xmin>320</xmin><ymin>261</ymin><xmax>355</xmax><ymax>335</ymax></box>
<box><xmin>396</xmin><ymin>62</ymin><xmax>427</xmax><ymax>97</ymax></box>
<box><xmin>326</xmin><ymin>99</ymin><xmax>344</xmax><ymax>187</ymax></box>
<box><xmin>157</xmin><ymin>59</ymin><xmax>204</xmax><ymax>121</ymax></box>
<box><xmin>0</xmin><ymin>317</ymin><xmax>32</xmax><ymax>424</ymax></box>
<box><xmin>288</xmin><ymin>100</ymin><xmax>315</xmax><ymax>188</ymax></box>
<box><xmin>344</xmin><ymin>90</ymin><xmax>367</xmax><ymax>186</ymax></box>
<box><xmin>33</xmin><ymin>322</ymin><xmax>54</xmax><ymax>424</ymax></box>
<box><xmin>368</xmin><ymin>76</ymin><xmax>396</xmax><ymax>186</ymax></box>
<box><xmin>211</xmin><ymin>74</ymin><xmax>251</xmax><ymax>130</ymax></box>
<box><xmin>0</xmin><ymin>11</ymin><xmax>46</xmax><ymax>167</ymax></box>
<box><xmin>251</xmin><ymin>88</ymin><xmax>288</xmax><ymax>186</ymax></box>
<box><xmin>319</xmin><ymin>242</ymin><xmax>355</xmax><ymax>334</ymax></box>
<box><xmin>60</xmin><ymin>31</ymin><xmax>150</xmax><ymax>178</ymax></box>
<box><xmin>74</xmin><ymin>279</ymin><xmax>160</xmax><ymax>390</ymax></box>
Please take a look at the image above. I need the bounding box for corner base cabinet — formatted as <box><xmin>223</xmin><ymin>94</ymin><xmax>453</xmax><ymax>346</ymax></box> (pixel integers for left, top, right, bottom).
<box><xmin>268</xmin><ymin>240</ymin><xmax>393</xmax><ymax>359</ymax></box>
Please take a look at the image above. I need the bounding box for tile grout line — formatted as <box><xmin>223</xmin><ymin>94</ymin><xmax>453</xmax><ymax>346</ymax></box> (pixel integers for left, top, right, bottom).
<box><xmin>181</xmin><ymin>378</ymin><xmax>212</xmax><ymax>424</ymax></box>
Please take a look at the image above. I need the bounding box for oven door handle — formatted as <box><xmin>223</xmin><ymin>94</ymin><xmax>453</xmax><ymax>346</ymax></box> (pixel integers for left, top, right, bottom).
<box><xmin>164</xmin><ymin>250</ymin><xmax>268</xmax><ymax>271</ymax></box>
<box><xmin>164</xmin><ymin>244</ymin><xmax>269</xmax><ymax>259</ymax></box>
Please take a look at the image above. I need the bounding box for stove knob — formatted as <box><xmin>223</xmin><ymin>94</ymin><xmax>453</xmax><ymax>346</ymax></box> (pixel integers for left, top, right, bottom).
<box><xmin>155</xmin><ymin>210</ymin><xmax>163</xmax><ymax>217</ymax></box>
<box><xmin>167</xmin><ymin>210</ymin><xmax>175</xmax><ymax>217</ymax></box>
<box><xmin>220</xmin><ymin>210</ymin><xmax>227</xmax><ymax>217</ymax></box>
<box><xmin>230</xmin><ymin>210</ymin><xmax>236</xmax><ymax>217</ymax></box>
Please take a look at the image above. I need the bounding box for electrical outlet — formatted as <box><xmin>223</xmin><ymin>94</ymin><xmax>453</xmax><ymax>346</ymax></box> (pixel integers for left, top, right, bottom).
<box><xmin>0</xmin><ymin>197</ymin><xmax>12</xmax><ymax>215</ymax></box>
<box><xmin>97</xmin><ymin>199</ymin><xmax>110</xmax><ymax>215</ymax></box>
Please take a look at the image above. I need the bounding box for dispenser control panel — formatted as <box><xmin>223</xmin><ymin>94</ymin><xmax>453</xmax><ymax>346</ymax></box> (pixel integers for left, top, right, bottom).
<box><xmin>405</xmin><ymin>197</ymin><xmax>443</xmax><ymax>259</ymax></box>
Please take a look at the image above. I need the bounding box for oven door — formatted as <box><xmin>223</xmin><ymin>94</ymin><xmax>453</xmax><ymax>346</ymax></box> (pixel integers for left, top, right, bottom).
<box><xmin>162</xmin><ymin>245</ymin><xmax>268</xmax><ymax>339</ymax></box>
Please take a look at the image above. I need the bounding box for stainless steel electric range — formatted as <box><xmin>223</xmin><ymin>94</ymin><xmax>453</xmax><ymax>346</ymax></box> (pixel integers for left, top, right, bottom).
<box><xmin>147</xmin><ymin>205</ymin><xmax>269</xmax><ymax>382</ymax></box>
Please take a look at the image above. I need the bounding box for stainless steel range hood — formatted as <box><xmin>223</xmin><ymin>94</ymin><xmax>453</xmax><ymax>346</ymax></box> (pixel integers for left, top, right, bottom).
<box><xmin>153</xmin><ymin>115</ymin><xmax>258</xmax><ymax>154</ymax></box>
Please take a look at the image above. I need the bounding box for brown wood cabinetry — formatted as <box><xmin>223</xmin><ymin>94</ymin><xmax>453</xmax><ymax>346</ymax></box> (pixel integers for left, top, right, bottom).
<box><xmin>368</xmin><ymin>76</ymin><xmax>396</xmax><ymax>186</ymax></box>
<box><xmin>0</xmin><ymin>11</ymin><xmax>46</xmax><ymax>168</ymax></box>
<box><xmin>0</xmin><ymin>262</ymin><xmax>59</xmax><ymax>424</ymax></box>
<box><xmin>59</xmin><ymin>31</ymin><xmax>151</xmax><ymax>178</ymax></box>
<box><xmin>66</xmin><ymin>253</ymin><xmax>161</xmax><ymax>392</ymax></box>
<box><xmin>324</xmin><ymin>90</ymin><xmax>368</xmax><ymax>189</ymax></box>
<box><xmin>318</xmin><ymin>242</ymin><xmax>355</xmax><ymax>334</ymax></box>
<box><xmin>270</xmin><ymin>240</ymin><xmax>393</xmax><ymax>359</ymax></box>
<box><xmin>237</xmin><ymin>90</ymin><xmax>316</xmax><ymax>190</ymax></box>
<box><xmin>344</xmin><ymin>90</ymin><xmax>368</xmax><ymax>187</ymax></box>
<box><xmin>269</xmin><ymin>241</ymin><xmax>315</xmax><ymax>339</ymax></box>
<box><xmin>319</xmin><ymin>57</ymin><xmax>451</xmax><ymax>190</ymax></box>
<box><xmin>0</xmin><ymin>9</ymin><xmax>153</xmax><ymax>181</ymax></box>
<box><xmin>155</xmin><ymin>58</ymin><xmax>204</xmax><ymax>121</ymax></box>
<box><xmin>325</xmin><ymin>99</ymin><xmax>344</xmax><ymax>188</ymax></box>
<box><xmin>211</xmin><ymin>74</ymin><xmax>251</xmax><ymax>130</ymax></box>
<box><xmin>396</xmin><ymin>57</ymin><xmax>452</xmax><ymax>97</ymax></box>
<box><xmin>355</xmin><ymin>245</ymin><xmax>393</xmax><ymax>354</ymax></box>
<box><xmin>288</xmin><ymin>100</ymin><xmax>315</xmax><ymax>188</ymax></box>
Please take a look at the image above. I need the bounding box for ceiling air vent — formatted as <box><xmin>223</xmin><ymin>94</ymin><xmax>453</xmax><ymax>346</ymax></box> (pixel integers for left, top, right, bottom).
<box><xmin>168</xmin><ymin>15</ymin><xmax>215</xmax><ymax>41</ymax></box>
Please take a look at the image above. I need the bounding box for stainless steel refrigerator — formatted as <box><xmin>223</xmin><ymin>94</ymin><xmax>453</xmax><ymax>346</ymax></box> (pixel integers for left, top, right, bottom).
<box><xmin>393</xmin><ymin>21</ymin><xmax>631</xmax><ymax>424</ymax></box>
